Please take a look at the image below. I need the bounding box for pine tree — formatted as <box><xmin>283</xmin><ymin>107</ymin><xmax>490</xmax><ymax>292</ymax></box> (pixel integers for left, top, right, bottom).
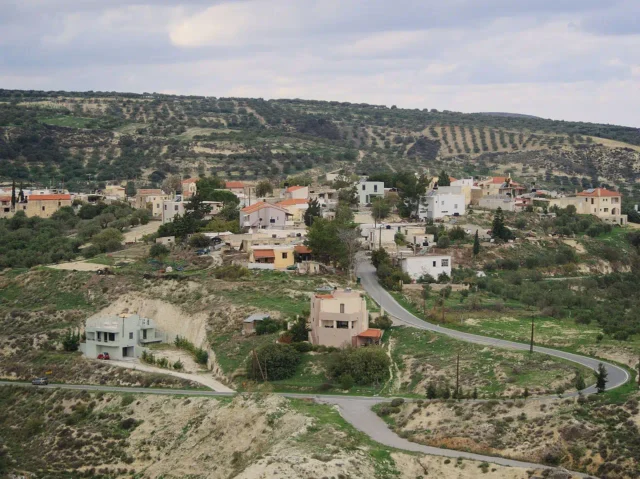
<box><xmin>595</xmin><ymin>363</ymin><xmax>608</xmax><ymax>393</ymax></box>
<box><xmin>10</xmin><ymin>179</ymin><xmax>16</xmax><ymax>209</ymax></box>
<box><xmin>437</xmin><ymin>170</ymin><xmax>451</xmax><ymax>187</ymax></box>
<box><xmin>304</xmin><ymin>198</ymin><xmax>321</xmax><ymax>226</ymax></box>
<box><xmin>473</xmin><ymin>230</ymin><xmax>480</xmax><ymax>256</ymax></box>
<box><xmin>472</xmin><ymin>387</ymin><xmax>478</xmax><ymax>399</ymax></box>
<box><xmin>575</xmin><ymin>373</ymin><xmax>586</xmax><ymax>391</ymax></box>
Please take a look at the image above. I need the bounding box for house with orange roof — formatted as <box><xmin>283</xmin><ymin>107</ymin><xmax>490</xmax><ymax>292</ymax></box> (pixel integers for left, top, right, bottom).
<box><xmin>24</xmin><ymin>194</ymin><xmax>72</xmax><ymax>218</ymax></box>
<box><xmin>225</xmin><ymin>181</ymin><xmax>245</xmax><ymax>195</ymax></box>
<box><xmin>0</xmin><ymin>195</ymin><xmax>12</xmax><ymax>218</ymax></box>
<box><xmin>249</xmin><ymin>245</ymin><xmax>295</xmax><ymax>270</ymax></box>
<box><xmin>181</xmin><ymin>178</ymin><xmax>198</xmax><ymax>198</ymax></box>
<box><xmin>275</xmin><ymin>198</ymin><xmax>309</xmax><ymax>222</ymax></box>
<box><xmin>240</xmin><ymin>202</ymin><xmax>293</xmax><ymax>230</ymax></box>
<box><xmin>309</xmin><ymin>289</ymin><xmax>381</xmax><ymax>348</ymax></box>
<box><xmin>548</xmin><ymin>188</ymin><xmax>627</xmax><ymax>225</ymax></box>
<box><xmin>477</xmin><ymin>176</ymin><xmax>526</xmax><ymax>197</ymax></box>
<box><xmin>284</xmin><ymin>185</ymin><xmax>309</xmax><ymax>200</ymax></box>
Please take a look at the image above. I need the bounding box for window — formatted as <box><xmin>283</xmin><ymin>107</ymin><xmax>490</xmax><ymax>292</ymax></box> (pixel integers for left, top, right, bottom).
<box><xmin>454</xmin><ymin>204</ymin><xmax>458</xmax><ymax>209</ymax></box>
<box><xmin>432</xmin><ymin>261</ymin><xmax>436</xmax><ymax>267</ymax></box>
<box><xmin>129</xmin><ymin>332</ymin><xmax>133</xmax><ymax>339</ymax></box>
<box><xmin>97</xmin><ymin>332</ymin><xmax>102</xmax><ymax>341</ymax></box>
<box><xmin>282</xmin><ymin>252</ymin><xmax>288</xmax><ymax>259</ymax></box>
<box><xmin>174</xmin><ymin>205</ymin><xmax>179</xmax><ymax>211</ymax></box>
<box><xmin>591</xmin><ymin>198</ymin><xmax>594</xmax><ymax>205</ymax></box>
<box><xmin>441</xmin><ymin>259</ymin><xmax>449</xmax><ymax>267</ymax></box>
<box><xmin>164</xmin><ymin>205</ymin><xmax>167</xmax><ymax>210</ymax></box>
<box><xmin>374</xmin><ymin>185</ymin><xmax>378</xmax><ymax>192</ymax></box>
<box><xmin>143</xmin><ymin>330</ymin><xmax>147</xmax><ymax>340</ymax></box>
<box><xmin>336</xmin><ymin>321</ymin><xmax>349</xmax><ymax>329</ymax></box>
<box><xmin>42</xmin><ymin>206</ymin><xmax>45</xmax><ymax>211</ymax></box>
<box><xmin>604</xmin><ymin>208</ymin><xmax>608</xmax><ymax>213</ymax></box>
<box><xmin>323</xmin><ymin>321</ymin><xmax>334</xmax><ymax>328</ymax></box>
<box><xmin>270</xmin><ymin>218</ymin><xmax>276</xmax><ymax>223</ymax></box>
<box><xmin>108</xmin><ymin>333</ymin><xmax>115</xmax><ymax>341</ymax></box>
<box><xmin>340</xmin><ymin>303</ymin><xmax>345</xmax><ymax>313</ymax></box>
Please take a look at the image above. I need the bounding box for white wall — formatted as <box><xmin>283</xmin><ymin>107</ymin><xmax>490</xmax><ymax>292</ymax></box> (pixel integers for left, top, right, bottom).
<box><xmin>400</xmin><ymin>255</ymin><xmax>452</xmax><ymax>281</ymax></box>
<box><xmin>358</xmin><ymin>181</ymin><xmax>385</xmax><ymax>205</ymax></box>
<box><xmin>418</xmin><ymin>194</ymin><xmax>466</xmax><ymax>220</ymax></box>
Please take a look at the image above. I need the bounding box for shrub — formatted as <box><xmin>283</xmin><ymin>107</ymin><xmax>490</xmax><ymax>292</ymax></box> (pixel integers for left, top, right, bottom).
<box><xmin>194</xmin><ymin>348</ymin><xmax>209</xmax><ymax>365</ymax></box>
<box><xmin>448</xmin><ymin>226</ymin><xmax>466</xmax><ymax>241</ymax></box>
<box><xmin>339</xmin><ymin>374</ymin><xmax>354</xmax><ymax>390</ymax></box>
<box><xmin>188</xmin><ymin>233</ymin><xmax>210</xmax><ymax>248</ymax></box>
<box><xmin>370</xmin><ymin>315</ymin><xmax>393</xmax><ymax>330</ymax></box>
<box><xmin>211</xmin><ymin>264</ymin><xmax>250</xmax><ymax>280</ymax></box>
<box><xmin>328</xmin><ymin>347</ymin><xmax>390</xmax><ymax>386</ymax></box>
<box><xmin>173</xmin><ymin>360</ymin><xmax>184</xmax><ymax>370</ymax></box>
<box><xmin>390</xmin><ymin>398</ymin><xmax>405</xmax><ymax>407</ymax></box>
<box><xmin>436</xmin><ymin>236</ymin><xmax>451</xmax><ymax>248</ymax></box>
<box><xmin>291</xmin><ymin>342</ymin><xmax>313</xmax><ymax>353</ymax></box>
<box><xmin>246</xmin><ymin>343</ymin><xmax>301</xmax><ymax>381</ymax></box>
<box><xmin>255</xmin><ymin>318</ymin><xmax>287</xmax><ymax>335</ymax></box>
<box><xmin>149</xmin><ymin>243</ymin><xmax>169</xmax><ymax>258</ymax></box>
<box><xmin>437</xmin><ymin>272</ymin><xmax>450</xmax><ymax>283</ymax></box>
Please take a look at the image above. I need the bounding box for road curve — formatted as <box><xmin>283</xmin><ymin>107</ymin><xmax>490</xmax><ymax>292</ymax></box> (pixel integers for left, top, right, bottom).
<box><xmin>357</xmin><ymin>260</ymin><xmax>629</xmax><ymax>394</ymax></box>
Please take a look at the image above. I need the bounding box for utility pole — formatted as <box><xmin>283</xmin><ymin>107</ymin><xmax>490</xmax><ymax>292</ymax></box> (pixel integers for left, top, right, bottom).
<box><xmin>529</xmin><ymin>315</ymin><xmax>535</xmax><ymax>354</ymax></box>
<box><xmin>455</xmin><ymin>352</ymin><xmax>460</xmax><ymax>400</ymax></box>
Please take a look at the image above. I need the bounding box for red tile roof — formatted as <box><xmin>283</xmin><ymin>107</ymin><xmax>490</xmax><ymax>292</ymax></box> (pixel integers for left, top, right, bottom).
<box><xmin>286</xmin><ymin>185</ymin><xmax>306</xmax><ymax>192</ymax></box>
<box><xmin>358</xmin><ymin>328</ymin><xmax>383</xmax><ymax>339</ymax></box>
<box><xmin>276</xmin><ymin>199</ymin><xmax>309</xmax><ymax>206</ymax></box>
<box><xmin>28</xmin><ymin>194</ymin><xmax>71</xmax><ymax>201</ymax></box>
<box><xmin>315</xmin><ymin>294</ymin><xmax>334</xmax><ymax>299</ymax></box>
<box><xmin>253</xmin><ymin>249</ymin><xmax>275</xmax><ymax>259</ymax></box>
<box><xmin>226</xmin><ymin>181</ymin><xmax>245</xmax><ymax>189</ymax></box>
<box><xmin>577</xmin><ymin>188</ymin><xmax>621</xmax><ymax>198</ymax></box>
<box><xmin>294</xmin><ymin>245</ymin><xmax>312</xmax><ymax>254</ymax></box>
<box><xmin>0</xmin><ymin>196</ymin><xmax>11</xmax><ymax>202</ymax></box>
<box><xmin>241</xmin><ymin>201</ymin><xmax>290</xmax><ymax>214</ymax></box>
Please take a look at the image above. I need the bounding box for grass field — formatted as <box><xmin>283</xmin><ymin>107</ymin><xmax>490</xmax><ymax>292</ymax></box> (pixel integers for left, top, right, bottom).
<box><xmin>40</xmin><ymin>115</ymin><xmax>94</xmax><ymax>128</ymax></box>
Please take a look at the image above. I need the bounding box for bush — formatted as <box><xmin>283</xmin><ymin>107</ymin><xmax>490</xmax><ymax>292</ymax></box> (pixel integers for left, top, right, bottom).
<box><xmin>211</xmin><ymin>264</ymin><xmax>250</xmax><ymax>280</ymax></box>
<box><xmin>437</xmin><ymin>272</ymin><xmax>450</xmax><ymax>283</ymax></box>
<box><xmin>417</xmin><ymin>273</ymin><xmax>436</xmax><ymax>284</ymax></box>
<box><xmin>149</xmin><ymin>243</ymin><xmax>169</xmax><ymax>258</ymax></box>
<box><xmin>390</xmin><ymin>398</ymin><xmax>405</xmax><ymax>407</ymax></box>
<box><xmin>246</xmin><ymin>343</ymin><xmax>301</xmax><ymax>381</ymax></box>
<box><xmin>339</xmin><ymin>374</ymin><xmax>354</xmax><ymax>390</ymax></box>
<box><xmin>189</xmin><ymin>233</ymin><xmax>210</xmax><ymax>248</ymax></box>
<box><xmin>255</xmin><ymin>318</ymin><xmax>287</xmax><ymax>335</ymax></box>
<box><xmin>291</xmin><ymin>342</ymin><xmax>313</xmax><ymax>353</ymax></box>
<box><xmin>328</xmin><ymin>347</ymin><xmax>390</xmax><ymax>386</ymax></box>
<box><xmin>370</xmin><ymin>315</ymin><xmax>393</xmax><ymax>330</ymax></box>
<box><xmin>436</xmin><ymin>236</ymin><xmax>451</xmax><ymax>248</ymax></box>
<box><xmin>448</xmin><ymin>226</ymin><xmax>466</xmax><ymax>241</ymax></box>
<box><xmin>173</xmin><ymin>360</ymin><xmax>184</xmax><ymax>370</ymax></box>
<box><xmin>194</xmin><ymin>348</ymin><xmax>209</xmax><ymax>365</ymax></box>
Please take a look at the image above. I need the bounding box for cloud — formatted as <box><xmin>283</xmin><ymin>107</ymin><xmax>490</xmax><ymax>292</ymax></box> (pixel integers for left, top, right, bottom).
<box><xmin>0</xmin><ymin>0</ymin><xmax>639</xmax><ymax>126</ymax></box>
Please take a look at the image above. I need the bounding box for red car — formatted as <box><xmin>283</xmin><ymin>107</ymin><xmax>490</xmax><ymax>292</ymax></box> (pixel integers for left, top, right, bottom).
<box><xmin>97</xmin><ymin>352</ymin><xmax>110</xmax><ymax>360</ymax></box>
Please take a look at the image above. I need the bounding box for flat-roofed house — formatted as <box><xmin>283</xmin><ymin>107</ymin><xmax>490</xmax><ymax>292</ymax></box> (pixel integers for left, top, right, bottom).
<box><xmin>84</xmin><ymin>314</ymin><xmax>164</xmax><ymax>360</ymax></box>
<box><xmin>309</xmin><ymin>289</ymin><xmax>381</xmax><ymax>348</ymax></box>
<box><xmin>240</xmin><ymin>202</ymin><xmax>293</xmax><ymax>230</ymax></box>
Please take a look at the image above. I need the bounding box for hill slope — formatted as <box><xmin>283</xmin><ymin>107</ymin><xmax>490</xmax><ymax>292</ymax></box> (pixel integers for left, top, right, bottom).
<box><xmin>1</xmin><ymin>88</ymin><xmax>639</xmax><ymax>200</ymax></box>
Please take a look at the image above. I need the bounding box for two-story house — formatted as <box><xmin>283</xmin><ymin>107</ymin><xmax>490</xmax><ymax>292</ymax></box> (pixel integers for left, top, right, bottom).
<box><xmin>399</xmin><ymin>254</ymin><xmax>452</xmax><ymax>281</ymax></box>
<box><xmin>309</xmin><ymin>289</ymin><xmax>381</xmax><ymax>348</ymax></box>
<box><xmin>418</xmin><ymin>192</ymin><xmax>466</xmax><ymax>220</ymax></box>
<box><xmin>83</xmin><ymin>314</ymin><xmax>164</xmax><ymax>360</ymax></box>
<box><xmin>358</xmin><ymin>181</ymin><xmax>385</xmax><ymax>205</ymax></box>
<box><xmin>285</xmin><ymin>185</ymin><xmax>309</xmax><ymax>200</ymax></box>
<box><xmin>240</xmin><ymin>202</ymin><xmax>293</xmax><ymax>230</ymax></box>
<box><xmin>181</xmin><ymin>178</ymin><xmax>198</xmax><ymax>198</ymax></box>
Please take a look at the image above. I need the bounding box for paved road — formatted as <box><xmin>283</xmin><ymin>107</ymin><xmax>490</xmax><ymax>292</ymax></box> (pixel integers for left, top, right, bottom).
<box><xmin>357</xmin><ymin>260</ymin><xmax>629</xmax><ymax>395</ymax></box>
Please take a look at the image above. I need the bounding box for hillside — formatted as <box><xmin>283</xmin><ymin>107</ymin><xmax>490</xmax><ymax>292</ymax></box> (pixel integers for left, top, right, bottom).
<box><xmin>1</xmin><ymin>88</ymin><xmax>640</xmax><ymax>201</ymax></box>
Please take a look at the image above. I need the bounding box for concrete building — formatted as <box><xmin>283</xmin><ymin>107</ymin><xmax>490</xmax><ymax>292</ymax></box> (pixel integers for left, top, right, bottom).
<box><xmin>240</xmin><ymin>202</ymin><xmax>293</xmax><ymax>229</ymax></box>
<box><xmin>249</xmin><ymin>245</ymin><xmax>295</xmax><ymax>269</ymax></box>
<box><xmin>478</xmin><ymin>195</ymin><xmax>516</xmax><ymax>212</ymax></box>
<box><xmin>84</xmin><ymin>314</ymin><xmax>164</xmax><ymax>360</ymax></box>
<box><xmin>181</xmin><ymin>178</ymin><xmax>198</xmax><ymax>198</ymax></box>
<box><xmin>162</xmin><ymin>198</ymin><xmax>223</xmax><ymax>224</ymax></box>
<box><xmin>547</xmin><ymin>188</ymin><xmax>627</xmax><ymax>225</ymax></box>
<box><xmin>358</xmin><ymin>181</ymin><xmax>385</xmax><ymax>205</ymax></box>
<box><xmin>20</xmin><ymin>194</ymin><xmax>73</xmax><ymax>218</ymax></box>
<box><xmin>134</xmin><ymin>189</ymin><xmax>171</xmax><ymax>217</ymax></box>
<box><xmin>285</xmin><ymin>185</ymin><xmax>309</xmax><ymax>200</ymax></box>
<box><xmin>399</xmin><ymin>255</ymin><xmax>452</xmax><ymax>281</ymax></box>
<box><xmin>418</xmin><ymin>192</ymin><xmax>466</xmax><ymax>220</ymax></box>
<box><xmin>477</xmin><ymin>177</ymin><xmax>526</xmax><ymax>197</ymax></box>
<box><xmin>105</xmin><ymin>185</ymin><xmax>126</xmax><ymax>199</ymax></box>
<box><xmin>275</xmin><ymin>198</ymin><xmax>309</xmax><ymax>222</ymax></box>
<box><xmin>309</xmin><ymin>289</ymin><xmax>381</xmax><ymax>348</ymax></box>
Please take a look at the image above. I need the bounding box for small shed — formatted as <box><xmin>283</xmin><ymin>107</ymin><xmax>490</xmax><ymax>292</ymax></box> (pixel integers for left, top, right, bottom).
<box><xmin>243</xmin><ymin>313</ymin><xmax>271</xmax><ymax>334</ymax></box>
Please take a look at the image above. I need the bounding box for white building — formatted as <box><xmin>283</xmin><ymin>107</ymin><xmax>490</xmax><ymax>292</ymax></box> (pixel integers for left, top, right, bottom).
<box><xmin>400</xmin><ymin>255</ymin><xmax>452</xmax><ymax>281</ymax></box>
<box><xmin>358</xmin><ymin>181</ymin><xmax>385</xmax><ymax>205</ymax></box>
<box><xmin>83</xmin><ymin>314</ymin><xmax>164</xmax><ymax>360</ymax></box>
<box><xmin>478</xmin><ymin>195</ymin><xmax>516</xmax><ymax>212</ymax></box>
<box><xmin>285</xmin><ymin>185</ymin><xmax>309</xmax><ymax>200</ymax></box>
<box><xmin>418</xmin><ymin>192</ymin><xmax>466</xmax><ymax>220</ymax></box>
<box><xmin>162</xmin><ymin>197</ymin><xmax>223</xmax><ymax>224</ymax></box>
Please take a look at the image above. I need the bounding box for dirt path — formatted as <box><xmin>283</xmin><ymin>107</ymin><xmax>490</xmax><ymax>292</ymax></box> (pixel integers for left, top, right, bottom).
<box><xmin>123</xmin><ymin>221</ymin><xmax>161</xmax><ymax>243</ymax></box>
<box><xmin>107</xmin><ymin>359</ymin><xmax>234</xmax><ymax>392</ymax></box>
<box><xmin>47</xmin><ymin>261</ymin><xmax>106</xmax><ymax>272</ymax></box>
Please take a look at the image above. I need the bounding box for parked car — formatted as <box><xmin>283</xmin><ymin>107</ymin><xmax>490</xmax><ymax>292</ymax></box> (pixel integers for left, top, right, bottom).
<box><xmin>97</xmin><ymin>352</ymin><xmax>111</xmax><ymax>360</ymax></box>
<box><xmin>31</xmin><ymin>377</ymin><xmax>49</xmax><ymax>386</ymax></box>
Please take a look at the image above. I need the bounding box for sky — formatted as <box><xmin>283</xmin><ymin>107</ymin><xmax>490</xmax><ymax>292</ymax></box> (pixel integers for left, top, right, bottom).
<box><xmin>2</xmin><ymin>0</ymin><xmax>640</xmax><ymax>127</ymax></box>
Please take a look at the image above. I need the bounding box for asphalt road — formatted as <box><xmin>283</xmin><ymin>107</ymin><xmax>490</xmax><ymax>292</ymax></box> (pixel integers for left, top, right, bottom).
<box><xmin>357</xmin><ymin>260</ymin><xmax>629</xmax><ymax>395</ymax></box>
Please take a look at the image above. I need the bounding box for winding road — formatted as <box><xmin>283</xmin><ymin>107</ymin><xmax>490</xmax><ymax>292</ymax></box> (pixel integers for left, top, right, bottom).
<box><xmin>2</xmin><ymin>259</ymin><xmax>626</xmax><ymax>477</ymax></box>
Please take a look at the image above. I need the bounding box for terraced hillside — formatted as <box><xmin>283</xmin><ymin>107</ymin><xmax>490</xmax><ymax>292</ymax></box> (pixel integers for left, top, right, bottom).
<box><xmin>1</xmin><ymin>88</ymin><xmax>639</xmax><ymax>201</ymax></box>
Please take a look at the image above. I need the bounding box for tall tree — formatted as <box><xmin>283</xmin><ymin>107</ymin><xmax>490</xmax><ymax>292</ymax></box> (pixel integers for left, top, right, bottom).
<box><xmin>371</xmin><ymin>197</ymin><xmax>391</xmax><ymax>226</ymax></box>
<box><xmin>335</xmin><ymin>202</ymin><xmax>354</xmax><ymax>225</ymax></box>
<box><xmin>196</xmin><ymin>176</ymin><xmax>225</xmax><ymax>199</ymax></box>
<box><xmin>437</xmin><ymin>170</ymin><xmax>451</xmax><ymax>187</ymax></box>
<box><xmin>337</xmin><ymin>186</ymin><xmax>358</xmax><ymax>206</ymax></box>
<box><xmin>491</xmin><ymin>207</ymin><xmax>513</xmax><ymax>241</ymax></box>
<box><xmin>10</xmin><ymin>179</ymin><xmax>16</xmax><ymax>209</ymax></box>
<box><xmin>125</xmin><ymin>181</ymin><xmax>137</xmax><ymax>198</ymax></box>
<box><xmin>473</xmin><ymin>230</ymin><xmax>480</xmax><ymax>256</ymax></box>
<box><xmin>304</xmin><ymin>198</ymin><xmax>321</xmax><ymax>226</ymax></box>
<box><xmin>255</xmin><ymin>180</ymin><xmax>273</xmax><ymax>198</ymax></box>
<box><xmin>394</xmin><ymin>171</ymin><xmax>427</xmax><ymax>218</ymax></box>
<box><xmin>595</xmin><ymin>363</ymin><xmax>608</xmax><ymax>393</ymax></box>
